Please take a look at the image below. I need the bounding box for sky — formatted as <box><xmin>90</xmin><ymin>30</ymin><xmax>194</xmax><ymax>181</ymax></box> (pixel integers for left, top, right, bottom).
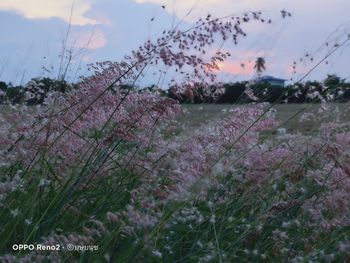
<box><xmin>1</xmin><ymin>0</ymin><xmax>350</xmax><ymax>87</ymax></box>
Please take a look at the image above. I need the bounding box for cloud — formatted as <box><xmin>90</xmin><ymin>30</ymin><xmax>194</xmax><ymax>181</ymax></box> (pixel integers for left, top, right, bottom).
<box><xmin>134</xmin><ymin>0</ymin><xmax>226</xmax><ymax>10</ymax></box>
<box><xmin>135</xmin><ymin>0</ymin><xmax>223</xmax><ymax>10</ymax></box>
<box><xmin>134</xmin><ymin>0</ymin><xmax>229</xmax><ymax>20</ymax></box>
<box><xmin>134</xmin><ymin>0</ymin><xmax>350</xmax><ymax>26</ymax></box>
<box><xmin>0</xmin><ymin>0</ymin><xmax>99</xmax><ymax>25</ymax></box>
<box><xmin>133</xmin><ymin>0</ymin><xmax>289</xmax><ymax>22</ymax></box>
<box><xmin>2</xmin><ymin>0</ymin><xmax>350</xmax><ymax>84</ymax></box>
<box><xmin>217</xmin><ymin>61</ymin><xmax>254</xmax><ymax>76</ymax></box>
<box><xmin>74</xmin><ymin>30</ymin><xmax>107</xmax><ymax>50</ymax></box>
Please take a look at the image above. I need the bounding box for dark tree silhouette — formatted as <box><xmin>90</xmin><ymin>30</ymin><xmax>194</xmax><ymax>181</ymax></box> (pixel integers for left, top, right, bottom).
<box><xmin>254</xmin><ymin>57</ymin><xmax>266</xmax><ymax>78</ymax></box>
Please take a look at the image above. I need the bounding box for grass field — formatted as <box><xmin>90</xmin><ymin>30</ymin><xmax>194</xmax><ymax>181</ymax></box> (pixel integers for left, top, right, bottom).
<box><xmin>1</xmin><ymin>102</ymin><xmax>350</xmax><ymax>262</ymax></box>
<box><xmin>2</xmin><ymin>102</ymin><xmax>350</xmax><ymax>135</ymax></box>
<box><xmin>180</xmin><ymin>103</ymin><xmax>350</xmax><ymax>134</ymax></box>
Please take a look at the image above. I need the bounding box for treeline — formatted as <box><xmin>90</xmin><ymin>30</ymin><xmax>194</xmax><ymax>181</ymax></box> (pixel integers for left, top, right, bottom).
<box><xmin>0</xmin><ymin>78</ymin><xmax>76</xmax><ymax>105</ymax></box>
<box><xmin>0</xmin><ymin>79</ymin><xmax>167</xmax><ymax>105</ymax></box>
<box><xmin>168</xmin><ymin>75</ymin><xmax>350</xmax><ymax>104</ymax></box>
<box><xmin>1</xmin><ymin>74</ymin><xmax>350</xmax><ymax>105</ymax></box>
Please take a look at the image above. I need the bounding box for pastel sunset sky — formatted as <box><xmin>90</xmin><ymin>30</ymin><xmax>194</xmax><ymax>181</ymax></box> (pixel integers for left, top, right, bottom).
<box><xmin>1</xmin><ymin>0</ymin><xmax>350</xmax><ymax>86</ymax></box>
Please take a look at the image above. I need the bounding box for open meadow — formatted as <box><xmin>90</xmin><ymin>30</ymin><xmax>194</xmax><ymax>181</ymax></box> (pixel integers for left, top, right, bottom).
<box><xmin>1</xmin><ymin>100</ymin><xmax>350</xmax><ymax>262</ymax></box>
<box><xmin>180</xmin><ymin>103</ymin><xmax>350</xmax><ymax>134</ymax></box>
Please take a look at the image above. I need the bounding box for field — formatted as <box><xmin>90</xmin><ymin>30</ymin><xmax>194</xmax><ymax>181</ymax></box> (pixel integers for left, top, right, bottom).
<box><xmin>1</xmin><ymin>99</ymin><xmax>350</xmax><ymax>262</ymax></box>
<box><xmin>180</xmin><ymin>103</ymin><xmax>350</xmax><ymax>134</ymax></box>
<box><xmin>3</xmin><ymin>102</ymin><xmax>350</xmax><ymax>135</ymax></box>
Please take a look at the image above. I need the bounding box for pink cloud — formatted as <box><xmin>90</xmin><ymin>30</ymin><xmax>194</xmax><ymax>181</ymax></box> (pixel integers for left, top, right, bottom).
<box><xmin>216</xmin><ymin>61</ymin><xmax>254</xmax><ymax>76</ymax></box>
<box><xmin>75</xmin><ymin>30</ymin><xmax>107</xmax><ymax>50</ymax></box>
<box><xmin>211</xmin><ymin>49</ymin><xmax>270</xmax><ymax>76</ymax></box>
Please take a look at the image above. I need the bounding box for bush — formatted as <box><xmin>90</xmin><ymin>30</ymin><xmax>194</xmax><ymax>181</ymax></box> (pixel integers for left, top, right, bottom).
<box><xmin>5</xmin><ymin>86</ymin><xmax>24</xmax><ymax>104</ymax></box>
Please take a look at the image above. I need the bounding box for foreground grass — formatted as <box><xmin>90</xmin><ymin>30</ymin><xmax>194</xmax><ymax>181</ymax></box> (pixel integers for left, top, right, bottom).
<box><xmin>1</xmin><ymin>103</ymin><xmax>350</xmax><ymax>262</ymax></box>
<box><xmin>1</xmin><ymin>155</ymin><xmax>349</xmax><ymax>262</ymax></box>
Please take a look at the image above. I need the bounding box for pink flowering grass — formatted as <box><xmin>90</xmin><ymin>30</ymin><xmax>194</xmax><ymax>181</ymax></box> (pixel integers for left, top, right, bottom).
<box><xmin>0</xmin><ymin>9</ymin><xmax>350</xmax><ymax>263</ymax></box>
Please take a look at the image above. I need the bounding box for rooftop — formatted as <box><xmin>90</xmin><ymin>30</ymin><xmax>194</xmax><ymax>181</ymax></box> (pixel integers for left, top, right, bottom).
<box><xmin>259</xmin><ymin>76</ymin><xmax>287</xmax><ymax>82</ymax></box>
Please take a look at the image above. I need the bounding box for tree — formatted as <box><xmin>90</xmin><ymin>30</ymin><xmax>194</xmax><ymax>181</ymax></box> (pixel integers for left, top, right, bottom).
<box><xmin>324</xmin><ymin>74</ymin><xmax>343</xmax><ymax>87</ymax></box>
<box><xmin>5</xmin><ymin>86</ymin><xmax>24</xmax><ymax>104</ymax></box>
<box><xmin>254</xmin><ymin>57</ymin><xmax>266</xmax><ymax>78</ymax></box>
<box><xmin>0</xmin><ymin>81</ymin><xmax>7</xmax><ymax>92</ymax></box>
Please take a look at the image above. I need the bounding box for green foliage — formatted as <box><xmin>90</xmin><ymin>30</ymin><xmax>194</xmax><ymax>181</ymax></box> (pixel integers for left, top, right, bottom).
<box><xmin>0</xmin><ymin>81</ymin><xmax>7</xmax><ymax>92</ymax></box>
<box><xmin>5</xmin><ymin>86</ymin><xmax>24</xmax><ymax>104</ymax></box>
<box><xmin>324</xmin><ymin>74</ymin><xmax>343</xmax><ymax>87</ymax></box>
<box><xmin>168</xmin><ymin>74</ymin><xmax>350</xmax><ymax>104</ymax></box>
<box><xmin>218</xmin><ymin>82</ymin><xmax>247</xmax><ymax>103</ymax></box>
<box><xmin>3</xmin><ymin>74</ymin><xmax>350</xmax><ymax>106</ymax></box>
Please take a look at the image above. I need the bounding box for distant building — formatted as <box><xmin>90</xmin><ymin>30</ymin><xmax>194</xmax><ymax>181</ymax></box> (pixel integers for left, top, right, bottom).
<box><xmin>258</xmin><ymin>76</ymin><xmax>286</xmax><ymax>87</ymax></box>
